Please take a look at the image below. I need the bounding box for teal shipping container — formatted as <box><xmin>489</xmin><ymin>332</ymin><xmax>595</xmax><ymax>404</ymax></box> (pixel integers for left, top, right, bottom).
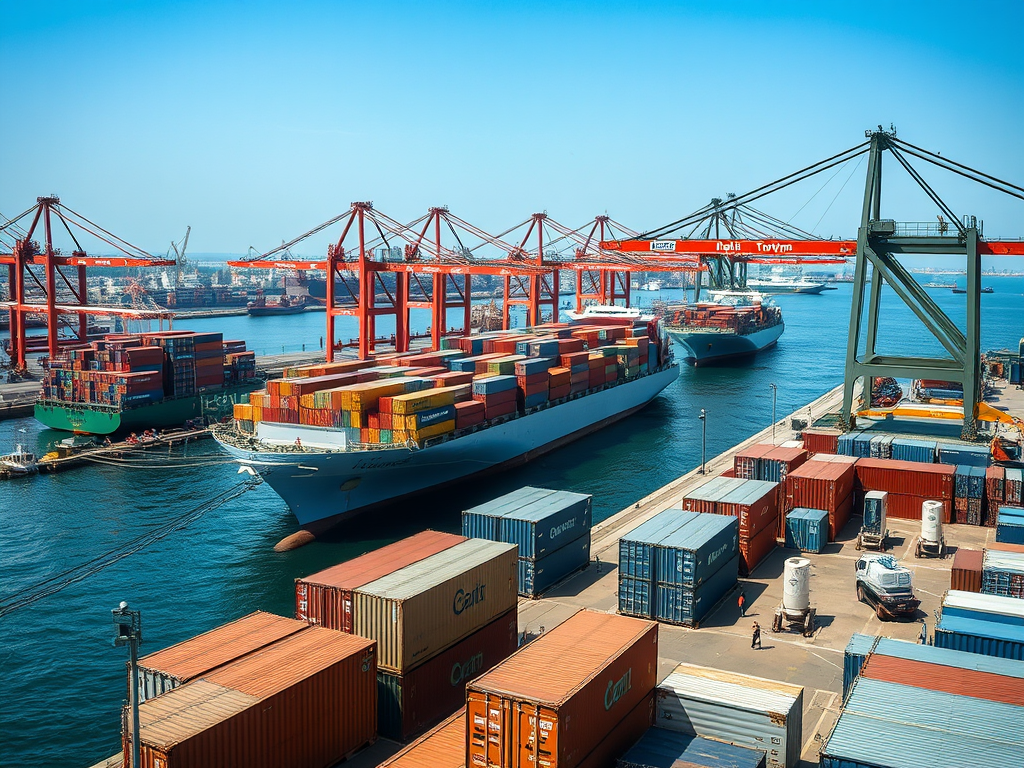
<box><xmin>785</xmin><ymin>507</ymin><xmax>829</xmax><ymax>553</ymax></box>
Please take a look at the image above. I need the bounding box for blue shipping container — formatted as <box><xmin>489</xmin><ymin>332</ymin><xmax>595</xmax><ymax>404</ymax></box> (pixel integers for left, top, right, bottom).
<box><xmin>842</xmin><ymin>633</ymin><xmax>878</xmax><ymax>700</ymax></box>
<box><xmin>472</xmin><ymin>375</ymin><xmax>517</xmax><ymax>395</ymax></box>
<box><xmin>937</xmin><ymin>443</ymin><xmax>991</xmax><ymax>468</ymax></box>
<box><xmin>618</xmin><ymin>576</ymin><xmax>652</xmax><ymax>618</ymax></box>
<box><xmin>517</xmin><ymin>357</ymin><xmax>555</xmax><ymax>375</ymax></box>
<box><xmin>654</xmin><ymin>514</ymin><xmax>738</xmax><ymax>587</ymax></box>
<box><xmin>655</xmin><ymin>554</ymin><xmax>739</xmax><ymax>627</ymax></box>
<box><xmin>934</xmin><ymin>614</ymin><xmax>1024</xmax><ymax>660</ymax></box>
<box><xmin>518</xmin><ymin>537</ymin><xmax>591</xmax><ymax>597</ymax></box>
<box><xmin>889</xmin><ymin>438</ymin><xmax>936</xmax><ymax>464</ymax></box>
<box><xmin>619</xmin><ymin>510</ymin><xmax>700</xmax><ymax>580</ymax></box>
<box><xmin>498</xmin><ymin>489</ymin><xmax>591</xmax><ymax>560</ymax></box>
<box><xmin>785</xmin><ymin>507</ymin><xmax>829</xmax><ymax>553</ymax></box>
<box><xmin>996</xmin><ymin>507</ymin><xmax>1024</xmax><ymax>545</ymax></box>
<box><xmin>462</xmin><ymin>487</ymin><xmax>559</xmax><ymax>541</ymax></box>
<box><xmin>873</xmin><ymin>636</ymin><xmax>1024</xmax><ymax>678</ymax></box>
<box><xmin>617</xmin><ymin>728</ymin><xmax>767</xmax><ymax>768</ymax></box>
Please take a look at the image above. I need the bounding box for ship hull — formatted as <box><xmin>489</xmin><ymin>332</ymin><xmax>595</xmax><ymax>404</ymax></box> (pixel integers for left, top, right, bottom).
<box><xmin>746</xmin><ymin>282</ymin><xmax>828</xmax><ymax>295</ymax></box>
<box><xmin>217</xmin><ymin>364</ymin><xmax>679</xmax><ymax>529</ymax></box>
<box><xmin>668</xmin><ymin>322</ymin><xmax>784</xmax><ymax>366</ymax></box>
<box><xmin>247</xmin><ymin>304</ymin><xmax>306</xmax><ymax>316</ymax></box>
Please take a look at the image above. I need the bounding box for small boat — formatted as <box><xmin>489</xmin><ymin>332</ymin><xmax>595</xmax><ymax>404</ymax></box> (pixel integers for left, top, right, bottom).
<box><xmin>951</xmin><ymin>286</ymin><xmax>993</xmax><ymax>294</ymax></box>
<box><xmin>638</xmin><ymin>279</ymin><xmax>663</xmax><ymax>291</ymax></box>
<box><xmin>0</xmin><ymin>444</ymin><xmax>38</xmax><ymax>476</ymax></box>
<box><xmin>925</xmin><ymin>281</ymin><xmax>956</xmax><ymax>289</ymax></box>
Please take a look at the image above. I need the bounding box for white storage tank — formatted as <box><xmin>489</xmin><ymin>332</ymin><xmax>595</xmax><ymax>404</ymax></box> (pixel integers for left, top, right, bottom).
<box><xmin>921</xmin><ymin>500</ymin><xmax>944</xmax><ymax>544</ymax></box>
<box><xmin>782</xmin><ymin>557</ymin><xmax>811</xmax><ymax>612</ymax></box>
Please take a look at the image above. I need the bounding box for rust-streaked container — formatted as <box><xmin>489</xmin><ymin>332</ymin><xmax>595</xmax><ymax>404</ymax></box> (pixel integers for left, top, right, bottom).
<box><xmin>884</xmin><ymin>492</ymin><xmax>951</xmax><ymax>523</ymax></box>
<box><xmin>951</xmin><ymin>548</ymin><xmax>984</xmax><ymax>593</ymax></box>
<box><xmin>854</xmin><ymin>458</ymin><xmax>955</xmax><ymax>500</ymax></box>
<box><xmin>380</xmin><ymin>709</ymin><xmax>466</xmax><ymax>768</ymax></box>
<box><xmin>860</xmin><ymin>653</ymin><xmax>1024</xmax><ymax>706</ymax></box>
<box><xmin>355</xmin><ymin>538</ymin><xmax>518</xmax><ymax>673</ymax></box>
<box><xmin>785</xmin><ymin>459</ymin><xmax>856</xmax><ymax>539</ymax></box>
<box><xmin>295</xmin><ymin>530</ymin><xmax>466</xmax><ymax>631</ymax></box>
<box><xmin>136</xmin><ymin>611</ymin><xmax>308</xmax><ymax>702</ymax></box>
<box><xmin>739</xmin><ymin>523</ymin><xmax>778</xmax><ymax>577</ymax></box>
<box><xmin>129</xmin><ymin>627</ymin><xmax>377</xmax><ymax>768</ymax></box>
<box><xmin>466</xmin><ymin>610</ymin><xmax>659</xmax><ymax>768</ymax></box>
<box><xmin>800</xmin><ymin>427</ymin><xmax>841</xmax><ymax>455</ymax></box>
<box><xmin>378</xmin><ymin>609</ymin><xmax>519</xmax><ymax>742</ymax></box>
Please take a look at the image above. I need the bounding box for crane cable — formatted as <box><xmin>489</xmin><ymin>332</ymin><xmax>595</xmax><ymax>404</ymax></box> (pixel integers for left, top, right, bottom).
<box><xmin>0</xmin><ymin>476</ymin><xmax>263</xmax><ymax>618</ymax></box>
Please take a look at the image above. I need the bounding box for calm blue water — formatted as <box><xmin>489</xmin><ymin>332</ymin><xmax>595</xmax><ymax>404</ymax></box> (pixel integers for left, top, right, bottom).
<box><xmin>1</xmin><ymin>279</ymin><xmax>1022</xmax><ymax>766</ymax></box>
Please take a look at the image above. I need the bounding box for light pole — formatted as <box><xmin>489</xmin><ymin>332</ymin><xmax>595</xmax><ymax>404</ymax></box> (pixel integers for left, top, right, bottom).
<box><xmin>113</xmin><ymin>601</ymin><xmax>142</xmax><ymax>768</ymax></box>
<box><xmin>698</xmin><ymin>408</ymin><xmax>707</xmax><ymax>474</ymax></box>
<box><xmin>769</xmin><ymin>383</ymin><xmax>778</xmax><ymax>443</ymax></box>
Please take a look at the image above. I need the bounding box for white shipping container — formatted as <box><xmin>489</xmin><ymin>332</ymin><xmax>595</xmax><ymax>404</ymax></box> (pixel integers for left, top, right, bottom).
<box><xmin>354</xmin><ymin>538</ymin><xmax>518</xmax><ymax>673</ymax></box>
<box><xmin>655</xmin><ymin>663</ymin><xmax>803</xmax><ymax>768</ymax></box>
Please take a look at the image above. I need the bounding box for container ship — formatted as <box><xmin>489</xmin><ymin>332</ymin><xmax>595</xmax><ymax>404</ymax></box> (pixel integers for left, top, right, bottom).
<box><xmin>662</xmin><ymin>297</ymin><xmax>783</xmax><ymax>365</ymax></box>
<box><xmin>35</xmin><ymin>331</ymin><xmax>259</xmax><ymax>434</ymax></box>
<box><xmin>214</xmin><ymin>310</ymin><xmax>678</xmax><ymax>530</ymax></box>
<box><xmin>247</xmin><ymin>293</ymin><xmax>308</xmax><ymax>316</ymax></box>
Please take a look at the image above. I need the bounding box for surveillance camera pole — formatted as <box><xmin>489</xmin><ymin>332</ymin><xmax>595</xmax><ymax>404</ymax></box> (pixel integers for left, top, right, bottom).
<box><xmin>699</xmin><ymin>409</ymin><xmax>707</xmax><ymax>474</ymax></box>
<box><xmin>113</xmin><ymin>602</ymin><xmax>142</xmax><ymax>768</ymax></box>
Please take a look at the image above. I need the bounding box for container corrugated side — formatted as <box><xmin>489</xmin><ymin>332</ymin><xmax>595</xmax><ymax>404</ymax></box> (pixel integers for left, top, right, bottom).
<box><xmin>820</xmin><ymin>676</ymin><xmax>1024</xmax><ymax>768</ymax></box>
<box><xmin>981</xmin><ymin>547</ymin><xmax>1024</xmax><ymax>598</ymax></box>
<box><xmin>296</xmin><ymin>530</ymin><xmax>466</xmax><ymax>631</ymax></box>
<box><xmin>785</xmin><ymin>507</ymin><xmax>829</xmax><ymax>553</ymax></box>
<box><xmin>655</xmin><ymin>663</ymin><xmax>803</xmax><ymax>768</ymax></box>
<box><xmin>934</xmin><ymin>614</ymin><xmax>1024</xmax><ymax>660</ymax></box>
<box><xmin>942</xmin><ymin>589</ymin><xmax>1024</xmax><ymax>624</ymax></box>
<box><xmin>377</xmin><ymin>609</ymin><xmax>518</xmax><ymax>742</ymax></box>
<box><xmin>378</xmin><ymin>708</ymin><xmax>466</xmax><ymax>768</ymax></box>
<box><xmin>739</xmin><ymin>524</ymin><xmax>777</xmax><ymax>577</ymax></box>
<box><xmin>499</xmin><ymin>490</ymin><xmax>592</xmax><ymax>560</ymax></box>
<box><xmin>951</xmin><ymin>547</ymin><xmax>984</xmax><ymax>592</ymax></box>
<box><xmin>467</xmin><ymin>610</ymin><xmax>659</xmax><ymax>768</ymax></box>
<box><xmin>860</xmin><ymin>653</ymin><xmax>1024</xmax><ymax>705</ymax></box>
<box><xmin>619</xmin><ymin>510</ymin><xmax>700</xmax><ymax>580</ymax></box>
<box><xmin>137</xmin><ymin>611</ymin><xmax>309</xmax><ymax>703</ymax></box>
<box><xmin>618</xmin><ymin>575</ymin><xmax>653</xmax><ymax>618</ymax></box>
<box><xmin>354</xmin><ymin>538</ymin><xmax>518</xmax><ymax>673</ymax></box>
<box><xmin>785</xmin><ymin>460</ymin><xmax>855</xmax><ymax>539</ymax></box>
<box><xmin>131</xmin><ymin>628</ymin><xmax>378</xmax><ymax>768</ymax></box>
<box><xmin>576</xmin><ymin>691</ymin><xmax>656</xmax><ymax>768</ymax></box>
<box><xmin>461</xmin><ymin>487</ymin><xmax>556</xmax><ymax>541</ymax></box>
<box><xmin>854</xmin><ymin>457</ymin><xmax>955</xmax><ymax>499</ymax></box>
<box><xmin>519</xmin><ymin>536</ymin><xmax>591</xmax><ymax>597</ymax></box>
<box><xmin>617</xmin><ymin>728</ymin><xmax>767</xmax><ymax>768</ymax></box>
<box><xmin>655</xmin><ymin>554</ymin><xmax>738</xmax><ymax>627</ymax></box>
<box><xmin>654</xmin><ymin>514</ymin><xmax>738</xmax><ymax>588</ymax></box>
<box><xmin>717</xmin><ymin>480</ymin><xmax>779</xmax><ymax>540</ymax></box>
<box><xmin>842</xmin><ymin>633</ymin><xmax>877</xmax><ymax>700</ymax></box>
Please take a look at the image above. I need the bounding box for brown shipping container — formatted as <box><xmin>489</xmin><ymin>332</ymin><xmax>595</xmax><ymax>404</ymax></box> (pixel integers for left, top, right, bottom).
<box><xmin>137</xmin><ymin>611</ymin><xmax>309</xmax><ymax>701</ymax></box>
<box><xmin>884</xmin><ymin>493</ymin><xmax>951</xmax><ymax>523</ymax></box>
<box><xmin>380</xmin><ymin>709</ymin><xmax>466</xmax><ymax>768</ymax></box>
<box><xmin>355</xmin><ymin>538</ymin><xmax>518</xmax><ymax>674</ymax></box>
<box><xmin>786</xmin><ymin>460</ymin><xmax>856</xmax><ymax>539</ymax></box>
<box><xmin>295</xmin><ymin>530</ymin><xmax>466</xmax><ymax>631</ymax></box>
<box><xmin>854</xmin><ymin>458</ymin><xmax>955</xmax><ymax>500</ymax></box>
<box><xmin>739</xmin><ymin>522</ymin><xmax>778</xmax><ymax>577</ymax></box>
<box><xmin>129</xmin><ymin>627</ymin><xmax>377</xmax><ymax>768</ymax></box>
<box><xmin>574</xmin><ymin>691</ymin><xmax>656</xmax><ymax>768</ymax></box>
<box><xmin>950</xmin><ymin>548</ymin><xmax>983</xmax><ymax>593</ymax></box>
<box><xmin>466</xmin><ymin>610</ymin><xmax>659</xmax><ymax>768</ymax></box>
<box><xmin>800</xmin><ymin>427</ymin><xmax>841</xmax><ymax>455</ymax></box>
<box><xmin>860</xmin><ymin>654</ymin><xmax>1024</xmax><ymax>706</ymax></box>
<box><xmin>718</xmin><ymin>483</ymin><xmax>779</xmax><ymax>540</ymax></box>
<box><xmin>380</xmin><ymin>609</ymin><xmax>519</xmax><ymax>742</ymax></box>
<box><xmin>989</xmin><ymin>541</ymin><xmax>1024</xmax><ymax>555</ymax></box>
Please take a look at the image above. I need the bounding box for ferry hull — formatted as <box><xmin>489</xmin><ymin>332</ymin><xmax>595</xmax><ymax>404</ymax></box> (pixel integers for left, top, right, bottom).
<box><xmin>668</xmin><ymin>322</ymin><xmax>784</xmax><ymax>366</ymax></box>
<box><xmin>217</xmin><ymin>364</ymin><xmax>679</xmax><ymax>529</ymax></box>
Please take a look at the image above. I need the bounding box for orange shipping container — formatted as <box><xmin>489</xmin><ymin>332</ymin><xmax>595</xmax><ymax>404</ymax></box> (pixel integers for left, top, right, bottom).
<box><xmin>379</xmin><ymin>709</ymin><xmax>466</xmax><ymax>768</ymax></box>
<box><xmin>467</xmin><ymin>610</ymin><xmax>658</xmax><ymax>768</ymax></box>
<box><xmin>128</xmin><ymin>627</ymin><xmax>377</xmax><ymax>768</ymax></box>
<box><xmin>296</xmin><ymin>530</ymin><xmax>466</xmax><ymax>632</ymax></box>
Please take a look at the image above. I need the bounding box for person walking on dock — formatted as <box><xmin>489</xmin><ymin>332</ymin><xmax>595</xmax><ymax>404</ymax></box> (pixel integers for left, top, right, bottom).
<box><xmin>751</xmin><ymin>621</ymin><xmax>762</xmax><ymax>650</ymax></box>
<box><xmin>738</xmin><ymin>592</ymin><xmax>746</xmax><ymax>617</ymax></box>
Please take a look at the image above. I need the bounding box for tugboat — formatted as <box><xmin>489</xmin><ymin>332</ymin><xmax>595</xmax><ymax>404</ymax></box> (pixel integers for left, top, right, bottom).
<box><xmin>0</xmin><ymin>444</ymin><xmax>38</xmax><ymax>476</ymax></box>
<box><xmin>247</xmin><ymin>291</ymin><xmax>307</xmax><ymax>316</ymax></box>
<box><xmin>662</xmin><ymin>293</ymin><xmax>784</xmax><ymax>366</ymax></box>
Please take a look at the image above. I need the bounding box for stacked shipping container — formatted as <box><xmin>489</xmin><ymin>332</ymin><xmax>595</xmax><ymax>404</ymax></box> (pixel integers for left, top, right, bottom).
<box><xmin>783</xmin><ymin>458</ymin><xmax>855</xmax><ymax>541</ymax></box>
<box><xmin>680</xmin><ymin>477</ymin><xmax>778</xmax><ymax>575</ymax></box>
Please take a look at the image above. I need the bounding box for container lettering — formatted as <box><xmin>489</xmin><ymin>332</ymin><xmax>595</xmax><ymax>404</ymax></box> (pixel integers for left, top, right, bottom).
<box><xmin>454</xmin><ymin>583</ymin><xmax>486</xmax><ymax>615</ymax></box>
<box><xmin>707</xmin><ymin>540</ymin><xmax>730</xmax><ymax>568</ymax></box>
<box><xmin>550</xmin><ymin>519</ymin><xmax>576</xmax><ymax>539</ymax></box>
<box><xmin>451</xmin><ymin>652</ymin><xmax>485</xmax><ymax>686</ymax></box>
<box><xmin>604</xmin><ymin>668</ymin><xmax>632</xmax><ymax>710</ymax></box>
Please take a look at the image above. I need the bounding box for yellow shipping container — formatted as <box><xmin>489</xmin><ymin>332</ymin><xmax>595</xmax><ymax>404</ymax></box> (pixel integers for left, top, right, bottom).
<box><xmin>233</xmin><ymin>403</ymin><xmax>253</xmax><ymax>421</ymax></box>
<box><xmin>252</xmin><ymin>406</ymin><xmax>263</xmax><ymax>423</ymax></box>
<box><xmin>390</xmin><ymin>385</ymin><xmax>461</xmax><ymax>415</ymax></box>
<box><xmin>411</xmin><ymin>419</ymin><xmax>456</xmax><ymax>442</ymax></box>
<box><xmin>346</xmin><ymin>380</ymin><xmax>421</xmax><ymax>412</ymax></box>
<box><xmin>394</xmin><ymin>429</ymin><xmax>410</xmax><ymax>443</ymax></box>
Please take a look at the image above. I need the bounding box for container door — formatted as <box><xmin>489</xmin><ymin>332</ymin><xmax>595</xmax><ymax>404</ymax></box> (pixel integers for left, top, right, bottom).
<box><xmin>515</xmin><ymin>701</ymin><xmax>558</xmax><ymax>768</ymax></box>
<box><xmin>468</xmin><ymin>691</ymin><xmax>509</xmax><ymax>767</ymax></box>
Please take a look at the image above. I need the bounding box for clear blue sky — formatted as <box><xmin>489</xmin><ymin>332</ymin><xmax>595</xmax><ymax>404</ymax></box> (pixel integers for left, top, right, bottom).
<box><xmin>2</xmin><ymin>1</ymin><xmax>1022</xmax><ymax>257</ymax></box>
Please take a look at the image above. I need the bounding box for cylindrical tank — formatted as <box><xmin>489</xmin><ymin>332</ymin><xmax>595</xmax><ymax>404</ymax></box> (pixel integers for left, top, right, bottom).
<box><xmin>921</xmin><ymin>500</ymin><xmax>944</xmax><ymax>544</ymax></box>
<box><xmin>783</xmin><ymin>557</ymin><xmax>811</xmax><ymax>612</ymax></box>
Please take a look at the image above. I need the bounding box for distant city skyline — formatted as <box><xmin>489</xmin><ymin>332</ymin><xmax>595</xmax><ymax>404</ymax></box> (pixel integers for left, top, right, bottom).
<box><xmin>2</xmin><ymin>1</ymin><xmax>1022</xmax><ymax>257</ymax></box>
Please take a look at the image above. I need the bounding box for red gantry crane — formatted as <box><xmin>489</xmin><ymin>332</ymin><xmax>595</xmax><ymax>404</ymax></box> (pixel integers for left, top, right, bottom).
<box><xmin>0</xmin><ymin>196</ymin><xmax>175</xmax><ymax>370</ymax></box>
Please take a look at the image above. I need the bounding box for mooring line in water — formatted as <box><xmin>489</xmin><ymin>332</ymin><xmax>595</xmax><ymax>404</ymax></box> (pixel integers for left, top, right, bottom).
<box><xmin>0</xmin><ymin>477</ymin><xmax>263</xmax><ymax>618</ymax></box>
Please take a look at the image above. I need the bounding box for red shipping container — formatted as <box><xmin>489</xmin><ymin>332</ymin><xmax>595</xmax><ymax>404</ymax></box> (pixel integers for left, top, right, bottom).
<box><xmin>518</xmin><ymin>381</ymin><xmax>548</xmax><ymax>397</ymax></box>
<box><xmin>431</xmin><ymin>371</ymin><xmax>474</xmax><ymax>387</ymax></box>
<box><xmin>561</xmin><ymin>351</ymin><xmax>590</xmax><ymax>368</ymax></box>
<box><xmin>734</xmin><ymin>443</ymin><xmax>776</xmax><ymax>480</ymax></box>
<box><xmin>986</xmin><ymin>465</ymin><xmax>1006</xmax><ymax>504</ymax></box>
<box><xmin>721</xmin><ymin>467</ymin><xmax>737</xmax><ymax>478</ymax></box>
<box><xmin>548</xmin><ymin>367</ymin><xmax>571</xmax><ymax>387</ymax></box>
<box><xmin>379</xmin><ymin>708</ymin><xmax>465</xmax><ymax>768</ymax></box>
<box><xmin>557</xmin><ymin>338</ymin><xmax>585</xmax><ymax>353</ymax></box>
<box><xmin>575</xmin><ymin>691</ymin><xmax>656</xmax><ymax>768</ymax></box>
<box><xmin>765</xmin><ymin>446</ymin><xmax>809</xmax><ymax>480</ymax></box>
<box><xmin>801</xmin><ymin>427</ymin><xmax>841</xmax><ymax>456</ymax></box>
<box><xmin>884</xmin><ymin>493</ymin><xmax>951</xmax><ymax>523</ymax></box>
<box><xmin>129</xmin><ymin>628</ymin><xmax>377</xmax><ymax>768</ymax></box>
<box><xmin>549</xmin><ymin>384</ymin><xmax>571</xmax><ymax>400</ymax></box>
<box><xmin>860</xmin><ymin>654</ymin><xmax>1024</xmax><ymax>706</ymax></box>
<box><xmin>950</xmin><ymin>548</ymin><xmax>983</xmax><ymax>593</ymax></box>
<box><xmin>739</xmin><ymin>523</ymin><xmax>777</xmax><ymax>577</ymax></box>
<box><xmin>295</xmin><ymin>531</ymin><xmax>466</xmax><ymax>631</ymax></box>
<box><xmin>474</xmin><ymin>388</ymin><xmax>517</xmax><ymax>406</ymax></box>
<box><xmin>517</xmin><ymin>372</ymin><xmax>548</xmax><ymax>387</ymax></box>
<box><xmin>786</xmin><ymin>459</ymin><xmax>856</xmax><ymax>513</ymax></box>
<box><xmin>467</xmin><ymin>611</ymin><xmax>658</xmax><ymax>768</ymax></box>
<box><xmin>717</xmin><ymin>483</ymin><xmax>779</xmax><ymax>540</ymax></box>
<box><xmin>486</xmin><ymin>401</ymin><xmax>517</xmax><ymax>420</ymax></box>
<box><xmin>378</xmin><ymin>609</ymin><xmax>518</xmax><ymax>742</ymax></box>
<box><xmin>854</xmin><ymin>458</ymin><xmax>955</xmax><ymax>500</ymax></box>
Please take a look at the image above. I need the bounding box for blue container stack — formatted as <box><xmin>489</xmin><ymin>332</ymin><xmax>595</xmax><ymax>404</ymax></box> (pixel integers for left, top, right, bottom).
<box><xmin>954</xmin><ymin>466</ymin><xmax>988</xmax><ymax>525</ymax></box>
<box><xmin>934</xmin><ymin>590</ymin><xmax>1024</xmax><ymax>660</ymax></box>
<box><xmin>619</xmin><ymin>509</ymin><xmax>739</xmax><ymax>627</ymax></box>
<box><xmin>982</xmin><ymin>547</ymin><xmax>1024</xmax><ymax>599</ymax></box>
<box><xmin>617</xmin><ymin>728</ymin><xmax>767</xmax><ymax>768</ymax></box>
<box><xmin>462</xmin><ymin>486</ymin><xmax>592</xmax><ymax>597</ymax></box>
<box><xmin>784</xmin><ymin>508</ymin><xmax>829</xmax><ymax>553</ymax></box>
<box><xmin>996</xmin><ymin>506</ymin><xmax>1024</xmax><ymax>545</ymax></box>
<box><xmin>889</xmin><ymin>438</ymin><xmax>937</xmax><ymax>463</ymax></box>
<box><xmin>837</xmin><ymin>431</ymin><xmax>874</xmax><ymax>458</ymax></box>
<box><xmin>842</xmin><ymin>633</ymin><xmax>878</xmax><ymax>700</ymax></box>
<box><xmin>937</xmin><ymin>442</ymin><xmax>991</xmax><ymax>467</ymax></box>
<box><xmin>868</xmin><ymin>434</ymin><xmax>893</xmax><ymax>459</ymax></box>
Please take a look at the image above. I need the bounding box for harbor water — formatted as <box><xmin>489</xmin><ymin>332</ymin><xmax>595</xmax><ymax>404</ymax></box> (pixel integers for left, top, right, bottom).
<box><xmin>1</xmin><ymin>279</ymin><xmax>1023</xmax><ymax>765</ymax></box>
